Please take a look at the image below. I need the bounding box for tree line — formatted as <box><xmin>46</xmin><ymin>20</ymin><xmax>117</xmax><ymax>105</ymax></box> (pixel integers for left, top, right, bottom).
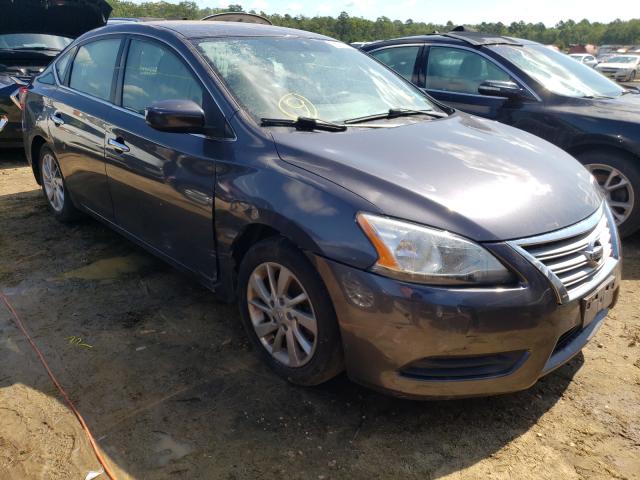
<box><xmin>108</xmin><ymin>1</ymin><xmax>640</xmax><ymax>47</ymax></box>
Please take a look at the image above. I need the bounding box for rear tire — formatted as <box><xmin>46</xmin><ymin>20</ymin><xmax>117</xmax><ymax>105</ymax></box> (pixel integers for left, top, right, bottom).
<box><xmin>39</xmin><ymin>146</ymin><xmax>80</xmax><ymax>222</ymax></box>
<box><xmin>578</xmin><ymin>149</ymin><xmax>640</xmax><ymax>238</ymax></box>
<box><xmin>237</xmin><ymin>237</ymin><xmax>344</xmax><ymax>386</ymax></box>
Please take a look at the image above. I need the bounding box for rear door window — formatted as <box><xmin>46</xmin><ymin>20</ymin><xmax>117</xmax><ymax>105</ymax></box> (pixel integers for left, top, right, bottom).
<box><xmin>55</xmin><ymin>48</ymin><xmax>74</xmax><ymax>83</ymax></box>
<box><xmin>122</xmin><ymin>39</ymin><xmax>203</xmax><ymax>114</ymax></box>
<box><xmin>426</xmin><ymin>46</ymin><xmax>512</xmax><ymax>94</ymax></box>
<box><xmin>370</xmin><ymin>46</ymin><xmax>421</xmax><ymax>81</ymax></box>
<box><xmin>69</xmin><ymin>39</ymin><xmax>122</xmax><ymax>101</ymax></box>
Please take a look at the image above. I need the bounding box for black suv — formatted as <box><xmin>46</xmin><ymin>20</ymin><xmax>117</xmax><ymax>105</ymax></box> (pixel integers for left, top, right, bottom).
<box><xmin>362</xmin><ymin>30</ymin><xmax>640</xmax><ymax>237</ymax></box>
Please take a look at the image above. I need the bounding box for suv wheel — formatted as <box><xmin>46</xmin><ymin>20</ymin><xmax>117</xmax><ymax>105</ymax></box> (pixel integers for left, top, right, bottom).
<box><xmin>579</xmin><ymin>150</ymin><xmax>640</xmax><ymax>237</ymax></box>
<box><xmin>39</xmin><ymin>147</ymin><xmax>80</xmax><ymax>222</ymax></box>
<box><xmin>237</xmin><ymin>237</ymin><xmax>343</xmax><ymax>385</ymax></box>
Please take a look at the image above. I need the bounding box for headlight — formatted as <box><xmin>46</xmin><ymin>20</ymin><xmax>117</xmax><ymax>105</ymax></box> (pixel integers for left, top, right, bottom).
<box><xmin>357</xmin><ymin>213</ymin><xmax>515</xmax><ymax>286</ymax></box>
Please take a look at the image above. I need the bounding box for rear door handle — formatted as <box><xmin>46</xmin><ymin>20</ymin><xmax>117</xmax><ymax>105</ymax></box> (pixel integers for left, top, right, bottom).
<box><xmin>50</xmin><ymin>113</ymin><xmax>64</xmax><ymax>126</ymax></box>
<box><xmin>107</xmin><ymin>137</ymin><xmax>130</xmax><ymax>153</ymax></box>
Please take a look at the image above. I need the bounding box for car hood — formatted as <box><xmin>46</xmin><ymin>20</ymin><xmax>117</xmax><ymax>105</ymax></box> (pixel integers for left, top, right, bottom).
<box><xmin>272</xmin><ymin>113</ymin><xmax>602</xmax><ymax>242</ymax></box>
<box><xmin>0</xmin><ymin>0</ymin><xmax>111</xmax><ymax>38</ymax></box>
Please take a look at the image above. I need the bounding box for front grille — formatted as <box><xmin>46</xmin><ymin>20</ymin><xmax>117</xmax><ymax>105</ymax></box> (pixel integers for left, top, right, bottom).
<box><xmin>508</xmin><ymin>205</ymin><xmax>620</xmax><ymax>304</ymax></box>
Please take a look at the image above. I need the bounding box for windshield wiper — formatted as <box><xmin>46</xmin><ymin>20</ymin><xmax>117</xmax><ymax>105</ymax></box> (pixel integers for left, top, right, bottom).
<box><xmin>344</xmin><ymin>108</ymin><xmax>448</xmax><ymax>125</ymax></box>
<box><xmin>582</xmin><ymin>94</ymin><xmax>614</xmax><ymax>99</ymax></box>
<box><xmin>261</xmin><ymin>117</ymin><xmax>347</xmax><ymax>132</ymax></box>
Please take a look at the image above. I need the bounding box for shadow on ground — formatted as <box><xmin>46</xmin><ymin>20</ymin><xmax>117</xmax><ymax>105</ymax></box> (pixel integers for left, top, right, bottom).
<box><xmin>622</xmin><ymin>232</ymin><xmax>640</xmax><ymax>280</ymax></box>
<box><xmin>0</xmin><ymin>148</ymin><xmax>26</xmax><ymax>169</ymax></box>
<box><xmin>0</xmin><ymin>186</ymin><xmax>590</xmax><ymax>479</ymax></box>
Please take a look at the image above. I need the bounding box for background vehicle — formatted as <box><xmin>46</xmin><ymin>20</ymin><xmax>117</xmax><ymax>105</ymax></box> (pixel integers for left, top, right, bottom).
<box><xmin>362</xmin><ymin>30</ymin><xmax>640</xmax><ymax>237</ymax></box>
<box><xmin>569</xmin><ymin>53</ymin><xmax>598</xmax><ymax>68</ymax></box>
<box><xmin>595</xmin><ymin>55</ymin><xmax>640</xmax><ymax>82</ymax></box>
<box><xmin>23</xmin><ymin>21</ymin><xmax>620</xmax><ymax>399</ymax></box>
<box><xmin>0</xmin><ymin>0</ymin><xmax>111</xmax><ymax>147</ymax></box>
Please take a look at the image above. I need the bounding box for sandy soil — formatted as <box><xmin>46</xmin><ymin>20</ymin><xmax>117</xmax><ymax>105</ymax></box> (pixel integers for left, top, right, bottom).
<box><xmin>1</xmin><ymin>149</ymin><xmax>639</xmax><ymax>480</ymax></box>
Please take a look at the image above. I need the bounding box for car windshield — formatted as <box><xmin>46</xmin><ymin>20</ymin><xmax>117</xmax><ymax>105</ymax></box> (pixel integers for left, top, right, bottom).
<box><xmin>491</xmin><ymin>44</ymin><xmax>624</xmax><ymax>98</ymax></box>
<box><xmin>0</xmin><ymin>34</ymin><xmax>72</xmax><ymax>51</ymax></box>
<box><xmin>195</xmin><ymin>37</ymin><xmax>438</xmax><ymax>123</ymax></box>
<box><xmin>607</xmin><ymin>56</ymin><xmax>638</xmax><ymax>64</ymax></box>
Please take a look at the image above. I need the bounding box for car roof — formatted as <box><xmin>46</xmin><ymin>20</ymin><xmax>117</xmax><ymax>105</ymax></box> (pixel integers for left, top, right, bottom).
<box><xmin>93</xmin><ymin>20</ymin><xmax>333</xmax><ymax>40</ymax></box>
<box><xmin>362</xmin><ymin>31</ymin><xmax>539</xmax><ymax>51</ymax></box>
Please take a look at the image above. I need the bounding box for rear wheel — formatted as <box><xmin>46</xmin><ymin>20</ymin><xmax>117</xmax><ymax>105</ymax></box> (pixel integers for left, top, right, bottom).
<box><xmin>579</xmin><ymin>150</ymin><xmax>640</xmax><ymax>237</ymax></box>
<box><xmin>237</xmin><ymin>237</ymin><xmax>343</xmax><ymax>385</ymax></box>
<box><xmin>630</xmin><ymin>70</ymin><xmax>636</xmax><ymax>82</ymax></box>
<box><xmin>39</xmin><ymin>147</ymin><xmax>80</xmax><ymax>222</ymax></box>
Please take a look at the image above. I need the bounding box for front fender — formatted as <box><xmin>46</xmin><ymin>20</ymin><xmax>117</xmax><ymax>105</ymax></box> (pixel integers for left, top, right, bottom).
<box><xmin>214</xmin><ymin>157</ymin><xmax>380</xmax><ymax>271</ymax></box>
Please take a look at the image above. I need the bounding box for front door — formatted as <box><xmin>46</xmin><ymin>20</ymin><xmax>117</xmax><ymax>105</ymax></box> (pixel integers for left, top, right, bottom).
<box><xmin>422</xmin><ymin>46</ymin><xmax>516</xmax><ymax>120</ymax></box>
<box><xmin>104</xmin><ymin>37</ymin><xmax>227</xmax><ymax>281</ymax></box>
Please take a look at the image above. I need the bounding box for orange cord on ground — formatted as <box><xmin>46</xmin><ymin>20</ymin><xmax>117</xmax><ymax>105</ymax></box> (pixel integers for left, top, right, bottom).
<box><xmin>0</xmin><ymin>291</ymin><xmax>117</xmax><ymax>480</ymax></box>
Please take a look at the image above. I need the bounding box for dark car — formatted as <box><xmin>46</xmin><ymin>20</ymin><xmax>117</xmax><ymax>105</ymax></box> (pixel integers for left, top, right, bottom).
<box><xmin>0</xmin><ymin>0</ymin><xmax>111</xmax><ymax>147</ymax></box>
<box><xmin>23</xmin><ymin>21</ymin><xmax>621</xmax><ymax>399</ymax></box>
<box><xmin>362</xmin><ymin>30</ymin><xmax>640</xmax><ymax>237</ymax></box>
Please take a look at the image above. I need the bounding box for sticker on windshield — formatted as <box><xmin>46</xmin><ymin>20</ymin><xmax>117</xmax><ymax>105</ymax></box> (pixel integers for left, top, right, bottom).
<box><xmin>278</xmin><ymin>93</ymin><xmax>318</xmax><ymax>119</ymax></box>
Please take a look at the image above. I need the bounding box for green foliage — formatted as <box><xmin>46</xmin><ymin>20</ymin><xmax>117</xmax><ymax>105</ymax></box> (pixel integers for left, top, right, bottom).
<box><xmin>107</xmin><ymin>1</ymin><xmax>640</xmax><ymax>47</ymax></box>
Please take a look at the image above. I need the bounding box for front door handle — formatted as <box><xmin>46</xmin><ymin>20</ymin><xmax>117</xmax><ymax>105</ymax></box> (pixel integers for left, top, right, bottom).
<box><xmin>50</xmin><ymin>113</ymin><xmax>64</xmax><ymax>126</ymax></box>
<box><xmin>107</xmin><ymin>137</ymin><xmax>130</xmax><ymax>154</ymax></box>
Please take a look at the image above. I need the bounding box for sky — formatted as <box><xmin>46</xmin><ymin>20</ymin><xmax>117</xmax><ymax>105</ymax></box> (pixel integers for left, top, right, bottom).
<box><xmin>153</xmin><ymin>0</ymin><xmax>638</xmax><ymax>26</ymax></box>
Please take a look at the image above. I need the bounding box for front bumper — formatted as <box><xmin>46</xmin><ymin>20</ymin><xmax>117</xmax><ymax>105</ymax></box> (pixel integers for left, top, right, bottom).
<box><xmin>312</xmin><ymin>243</ymin><xmax>621</xmax><ymax>399</ymax></box>
<box><xmin>0</xmin><ymin>115</ymin><xmax>23</xmax><ymax>148</ymax></box>
<box><xmin>598</xmin><ymin>69</ymin><xmax>634</xmax><ymax>81</ymax></box>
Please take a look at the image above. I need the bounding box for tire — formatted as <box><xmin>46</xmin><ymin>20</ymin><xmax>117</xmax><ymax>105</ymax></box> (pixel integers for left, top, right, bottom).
<box><xmin>578</xmin><ymin>149</ymin><xmax>640</xmax><ymax>238</ymax></box>
<box><xmin>630</xmin><ymin>70</ymin><xmax>637</xmax><ymax>82</ymax></box>
<box><xmin>237</xmin><ymin>236</ymin><xmax>344</xmax><ymax>386</ymax></box>
<box><xmin>39</xmin><ymin>146</ymin><xmax>80</xmax><ymax>222</ymax></box>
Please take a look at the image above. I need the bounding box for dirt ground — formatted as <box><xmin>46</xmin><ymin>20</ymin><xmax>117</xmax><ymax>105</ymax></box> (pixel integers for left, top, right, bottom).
<box><xmin>0</xmin><ymin>148</ymin><xmax>639</xmax><ymax>480</ymax></box>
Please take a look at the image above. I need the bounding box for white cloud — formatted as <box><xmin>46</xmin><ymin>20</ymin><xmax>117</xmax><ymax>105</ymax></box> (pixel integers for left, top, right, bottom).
<box><xmin>250</xmin><ymin>0</ymin><xmax>269</xmax><ymax>10</ymax></box>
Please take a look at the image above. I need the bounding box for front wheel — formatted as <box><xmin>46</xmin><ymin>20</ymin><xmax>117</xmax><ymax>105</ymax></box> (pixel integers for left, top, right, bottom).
<box><xmin>237</xmin><ymin>237</ymin><xmax>344</xmax><ymax>386</ymax></box>
<box><xmin>579</xmin><ymin>150</ymin><xmax>640</xmax><ymax>238</ymax></box>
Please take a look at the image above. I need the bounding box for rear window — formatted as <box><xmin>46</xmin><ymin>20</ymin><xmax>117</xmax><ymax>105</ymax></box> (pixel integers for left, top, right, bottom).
<box><xmin>55</xmin><ymin>49</ymin><xmax>74</xmax><ymax>81</ymax></box>
<box><xmin>69</xmin><ymin>39</ymin><xmax>121</xmax><ymax>101</ymax></box>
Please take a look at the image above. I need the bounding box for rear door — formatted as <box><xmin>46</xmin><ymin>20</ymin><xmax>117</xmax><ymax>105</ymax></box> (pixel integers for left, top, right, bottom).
<box><xmin>422</xmin><ymin>45</ymin><xmax>516</xmax><ymax>119</ymax></box>
<box><xmin>104</xmin><ymin>36</ymin><xmax>229</xmax><ymax>281</ymax></box>
<box><xmin>50</xmin><ymin>37</ymin><xmax>123</xmax><ymax>220</ymax></box>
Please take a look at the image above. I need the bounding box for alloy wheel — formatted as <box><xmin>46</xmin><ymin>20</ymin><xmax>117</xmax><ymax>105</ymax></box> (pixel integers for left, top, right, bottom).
<box><xmin>42</xmin><ymin>153</ymin><xmax>65</xmax><ymax>212</ymax></box>
<box><xmin>247</xmin><ymin>262</ymin><xmax>318</xmax><ymax>367</ymax></box>
<box><xmin>586</xmin><ymin>163</ymin><xmax>635</xmax><ymax>225</ymax></box>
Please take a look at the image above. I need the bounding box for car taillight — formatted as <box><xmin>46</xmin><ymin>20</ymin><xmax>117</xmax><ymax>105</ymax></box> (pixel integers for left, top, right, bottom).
<box><xmin>10</xmin><ymin>86</ymin><xmax>28</xmax><ymax>111</ymax></box>
<box><xmin>18</xmin><ymin>86</ymin><xmax>29</xmax><ymax>110</ymax></box>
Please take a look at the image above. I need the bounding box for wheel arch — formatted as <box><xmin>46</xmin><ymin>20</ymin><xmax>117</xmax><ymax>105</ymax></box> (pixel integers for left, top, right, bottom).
<box><xmin>231</xmin><ymin>223</ymin><xmax>283</xmax><ymax>273</ymax></box>
<box><xmin>568</xmin><ymin>142</ymin><xmax>640</xmax><ymax>164</ymax></box>
<box><xmin>29</xmin><ymin>135</ymin><xmax>48</xmax><ymax>185</ymax></box>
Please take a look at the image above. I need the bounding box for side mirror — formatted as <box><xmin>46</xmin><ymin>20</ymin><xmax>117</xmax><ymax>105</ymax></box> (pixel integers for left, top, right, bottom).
<box><xmin>478</xmin><ymin>80</ymin><xmax>524</xmax><ymax>100</ymax></box>
<box><xmin>145</xmin><ymin>99</ymin><xmax>205</xmax><ymax>134</ymax></box>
